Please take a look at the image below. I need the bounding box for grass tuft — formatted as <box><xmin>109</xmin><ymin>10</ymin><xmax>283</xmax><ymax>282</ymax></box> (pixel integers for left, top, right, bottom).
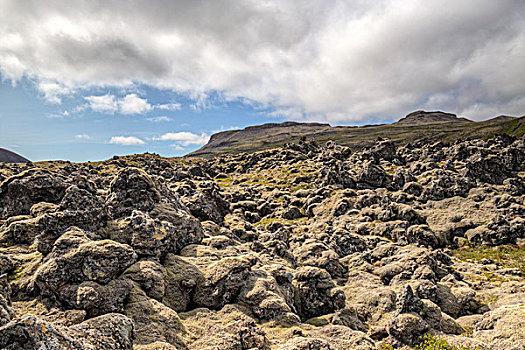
<box><xmin>451</xmin><ymin>244</ymin><xmax>525</xmax><ymax>275</ymax></box>
<box><xmin>416</xmin><ymin>333</ymin><xmax>480</xmax><ymax>350</ymax></box>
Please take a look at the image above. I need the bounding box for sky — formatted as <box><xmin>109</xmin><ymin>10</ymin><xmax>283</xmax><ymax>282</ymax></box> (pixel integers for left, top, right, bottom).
<box><xmin>0</xmin><ymin>0</ymin><xmax>524</xmax><ymax>162</ymax></box>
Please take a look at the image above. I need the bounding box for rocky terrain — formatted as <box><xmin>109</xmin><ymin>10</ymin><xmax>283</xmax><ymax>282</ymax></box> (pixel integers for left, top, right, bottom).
<box><xmin>0</xmin><ymin>129</ymin><xmax>524</xmax><ymax>349</ymax></box>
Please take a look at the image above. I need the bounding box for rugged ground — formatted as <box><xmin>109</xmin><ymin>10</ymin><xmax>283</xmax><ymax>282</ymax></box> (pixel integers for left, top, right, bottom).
<box><xmin>0</xmin><ymin>131</ymin><xmax>524</xmax><ymax>349</ymax></box>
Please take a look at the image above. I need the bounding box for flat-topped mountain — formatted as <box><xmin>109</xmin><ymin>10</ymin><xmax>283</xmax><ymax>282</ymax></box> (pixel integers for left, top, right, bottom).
<box><xmin>394</xmin><ymin>110</ymin><xmax>472</xmax><ymax>125</ymax></box>
<box><xmin>0</xmin><ymin>148</ymin><xmax>29</xmax><ymax>163</ymax></box>
<box><xmin>190</xmin><ymin>111</ymin><xmax>524</xmax><ymax>157</ymax></box>
<box><xmin>193</xmin><ymin>121</ymin><xmax>332</xmax><ymax>157</ymax></box>
<box><xmin>209</xmin><ymin>121</ymin><xmax>331</xmax><ymax>146</ymax></box>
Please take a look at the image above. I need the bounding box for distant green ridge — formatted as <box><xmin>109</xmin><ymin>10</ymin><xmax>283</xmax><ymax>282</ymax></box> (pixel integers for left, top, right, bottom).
<box><xmin>188</xmin><ymin>111</ymin><xmax>524</xmax><ymax>158</ymax></box>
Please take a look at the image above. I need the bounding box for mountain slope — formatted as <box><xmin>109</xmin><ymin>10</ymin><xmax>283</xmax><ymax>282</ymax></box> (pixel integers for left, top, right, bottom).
<box><xmin>193</xmin><ymin>122</ymin><xmax>332</xmax><ymax>157</ymax></box>
<box><xmin>189</xmin><ymin>111</ymin><xmax>524</xmax><ymax>158</ymax></box>
<box><xmin>0</xmin><ymin>148</ymin><xmax>29</xmax><ymax>163</ymax></box>
<box><xmin>394</xmin><ymin>110</ymin><xmax>472</xmax><ymax>125</ymax></box>
<box><xmin>486</xmin><ymin>115</ymin><xmax>516</xmax><ymax>123</ymax></box>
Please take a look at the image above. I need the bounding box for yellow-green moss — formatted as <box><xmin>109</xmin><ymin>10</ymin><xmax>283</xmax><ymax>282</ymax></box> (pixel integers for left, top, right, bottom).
<box><xmin>8</xmin><ymin>265</ymin><xmax>25</xmax><ymax>281</ymax></box>
<box><xmin>416</xmin><ymin>333</ymin><xmax>480</xmax><ymax>350</ymax></box>
<box><xmin>451</xmin><ymin>245</ymin><xmax>525</xmax><ymax>275</ymax></box>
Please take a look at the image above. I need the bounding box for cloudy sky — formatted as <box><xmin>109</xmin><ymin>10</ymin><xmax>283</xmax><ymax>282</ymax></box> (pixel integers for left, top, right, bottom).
<box><xmin>1</xmin><ymin>0</ymin><xmax>524</xmax><ymax>161</ymax></box>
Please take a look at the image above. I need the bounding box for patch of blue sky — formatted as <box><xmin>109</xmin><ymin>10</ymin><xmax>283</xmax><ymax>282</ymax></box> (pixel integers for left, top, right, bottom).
<box><xmin>0</xmin><ymin>79</ymin><xmax>286</xmax><ymax>162</ymax></box>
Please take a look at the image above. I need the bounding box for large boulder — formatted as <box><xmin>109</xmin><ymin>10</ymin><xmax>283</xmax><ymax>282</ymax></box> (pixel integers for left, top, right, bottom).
<box><xmin>419</xmin><ymin>170</ymin><xmax>473</xmax><ymax>201</ymax></box>
<box><xmin>41</xmin><ymin>185</ymin><xmax>108</xmax><ymax>233</ymax></box>
<box><xmin>0</xmin><ymin>255</ymin><xmax>14</xmax><ymax>275</ymax></box>
<box><xmin>0</xmin><ymin>216</ymin><xmax>41</xmax><ymax>246</ymax></box>
<box><xmin>0</xmin><ymin>274</ymin><xmax>15</xmax><ymax>327</ymax></box>
<box><xmin>278</xmin><ymin>325</ymin><xmax>375</xmax><ymax>350</ymax></box>
<box><xmin>122</xmin><ymin>260</ymin><xmax>166</xmax><ymax>301</ymax></box>
<box><xmin>181</xmin><ymin>305</ymin><xmax>266</xmax><ymax>350</ymax></box>
<box><xmin>387</xmin><ymin>313</ymin><xmax>429</xmax><ymax>346</ymax></box>
<box><xmin>162</xmin><ymin>254</ymin><xmax>202</xmax><ymax>312</ymax></box>
<box><xmin>292</xmin><ymin>239</ymin><xmax>345</xmax><ymax>278</ymax></box>
<box><xmin>373</xmin><ymin>245</ymin><xmax>452</xmax><ymax>285</ymax></box>
<box><xmin>106</xmin><ymin>168</ymin><xmax>184</xmax><ymax>219</ymax></box>
<box><xmin>124</xmin><ymin>285</ymin><xmax>186</xmax><ymax>348</ymax></box>
<box><xmin>109</xmin><ymin>208</ymin><xmax>203</xmax><ymax>258</ymax></box>
<box><xmin>193</xmin><ymin>254</ymin><xmax>257</xmax><ymax>310</ymax></box>
<box><xmin>0</xmin><ymin>169</ymin><xmax>68</xmax><ymax>217</ymax></box>
<box><xmin>362</xmin><ymin>139</ymin><xmax>397</xmax><ymax>162</ymax></box>
<box><xmin>355</xmin><ymin>162</ymin><xmax>392</xmax><ymax>188</ymax></box>
<box><xmin>33</xmin><ymin>229</ymin><xmax>137</xmax><ymax>303</ymax></box>
<box><xmin>465</xmin><ymin>153</ymin><xmax>514</xmax><ymax>185</ymax></box>
<box><xmin>319</xmin><ymin>161</ymin><xmax>355</xmax><ymax>189</ymax></box>
<box><xmin>181</xmin><ymin>181</ymin><xmax>230</xmax><ymax>224</ymax></box>
<box><xmin>238</xmin><ymin>266</ymin><xmax>298</xmax><ymax>322</ymax></box>
<box><xmin>57</xmin><ymin>279</ymin><xmax>133</xmax><ymax>317</ymax></box>
<box><xmin>0</xmin><ymin>313</ymin><xmax>135</xmax><ymax>350</ymax></box>
<box><xmin>293</xmin><ymin>266</ymin><xmax>345</xmax><ymax>321</ymax></box>
<box><xmin>474</xmin><ymin>304</ymin><xmax>525</xmax><ymax>349</ymax></box>
<box><xmin>404</xmin><ymin>225</ymin><xmax>443</xmax><ymax>248</ymax></box>
<box><xmin>324</xmin><ymin>230</ymin><xmax>367</xmax><ymax>258</ymax></box>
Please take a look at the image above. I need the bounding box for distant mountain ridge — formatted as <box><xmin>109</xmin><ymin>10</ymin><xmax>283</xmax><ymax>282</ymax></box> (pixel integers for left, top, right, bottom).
<box><xmin>486</xmin><ymin>115</ymin><xmax>516</xmax><ymax>123</ymax></box>
<box><xmin>189</xmin><ymin>110</ymin><xmax>524</xmax><ymax>158</ymax></box>
<box><xmin>0</xmin><ymin>148</ymin><xmax>29</xmax><ymax>163</ymax></box>
<box><xmin>206</xmin><ymin>121</ymin><xmax>331</xmax><ymax>147</ymax></box>
<box><xmin>394</xmin><ymin>110</ymin><xmax>472</xmax><ymax>125</ymax></box>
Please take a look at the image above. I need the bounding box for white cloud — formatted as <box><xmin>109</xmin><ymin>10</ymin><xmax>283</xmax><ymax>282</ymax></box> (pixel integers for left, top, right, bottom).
<box><xmin>190</xmin><ymin>93</ymin><xmax>216</xmax><ymax>112</ymax></box>
<box><xmin>85</xmin><ymin>94</ymin><xmax>118</xmax><ymax>114</ymax></box>
<box><xmin>267</xmin><ymin>108</ymin><xmax>306</xmax><ymax>120</ymax></box>
<box><xmin>109</xmin><ymin>136</ymin><xmax>145</xmax><ymax>145</ymax></box>
<box><xmin>84</xmin><ymin>93</ymin><xmax>153</xmax><ymax>115</ymax></box>
<box><xmin>75</xmin><ymin>134</ymin><xmax>90</xmax><ymax>139</ymax></box>
<box><xmin>212</xmin><ymin>125</ymin><xmax>241</xmax><ymax>134</ymax></box>
<box><xmin>119</xmin><ymin>93</ymin><xmax>153</xmax><ymax>114</ymax></box>
<box><xmin>170</xmin><ymin>144</ymin><xmax>185</xmax><ymax>151</ymax></box>
<box><xmin>155</xmin><ymin>131</ymin><xmax>209</xmax><ymax>146</ymax></box>
<box><xmin>147</xmin><ymin>116</ymin><xmax>172</xmax><ymax>122</ymax></box>
<box><xmin>1</xmin><ymin>1</ymin><xmax>524</xmax><ymax>121</ymax></box>
<box><xmin>156</xmin><ymin>102</ymin><xmax>181</xmax><ymax>111</ymax></box>
<box><xmin>45</xmin><ymin>110</ymin><xmax>70</xmax><ymax>119</ymax></box>
<box><xmin>38</xmin><ymin>81</ymin><xmax>72</xmax><ymax>104</ymax></box>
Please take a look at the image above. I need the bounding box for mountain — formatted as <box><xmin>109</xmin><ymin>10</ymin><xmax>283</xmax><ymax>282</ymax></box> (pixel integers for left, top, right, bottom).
<box><xmin>192</xmin><ymin>121</ymin><xmax>332</xmax><ymax>157</ymax></box>
<box><xmin>394</xmin><ymin>110</ymin><xmax>472</xmax><ymax>125</ymax></box>
<box><xmin>189</xmin><ymin>111</ymin><xmax>524</xmax><ymax>157</ymax></box>
<box><xmin>486</xmin><ymin>115</ymin><xmax>516</xmax><ymax>123</ymax></box>
<box><xmin>0</xmin><ymin>148</ymin><xmax>29</xmax><ymax>163</ymax></box>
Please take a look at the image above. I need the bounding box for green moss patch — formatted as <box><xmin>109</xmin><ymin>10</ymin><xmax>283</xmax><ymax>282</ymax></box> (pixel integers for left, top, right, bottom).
<box><xmin>451</xmin><ymin>244</ymin><xmax>525</xmax><ymax>275</ymax></box>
